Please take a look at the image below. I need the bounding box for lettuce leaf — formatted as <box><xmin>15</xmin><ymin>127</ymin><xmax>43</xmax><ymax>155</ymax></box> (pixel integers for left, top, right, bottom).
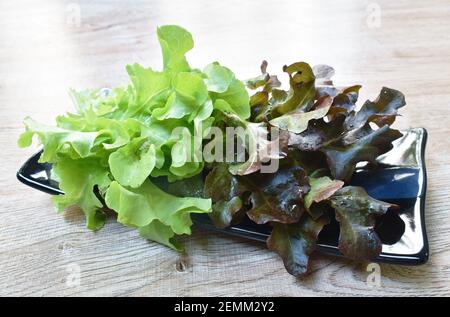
<box><xmin>267</xmin><ymin>214</ymin><xmax>329</xmax><ymax>276</ymax></box>
<box><xmin>139</xmin><ymin>220</ymin><xmax>183</xmax><ymax>251</ymax></box>
<box><xmin>18</xmin><ymin>117</ymin><xmax>101</xmax><ymax>163</ymax></box>
<box><xmin>269</xmin><ymin>104</ymin><xmax>331</xmax><ymax>134</ymax></box>
<box><xmin>51</xmin><ymin>157</ymin><xmax>111</xmax><ymax>231</ymax></box>
<box><xmin>243</xmin><ymin>165</ymin><xmax>310</xmax><ymax>225</ymax></box>
<box><xmin>157</xmin><ymin>25</ymin><xmax>193</xmax><ymax>73</ymax></box>
<box><xmin>304</xmin><ymin>176</ymin><xmax>344</xmax><ymax>214</ymax></box>
<box><xmin>105</xmin><ymin>180</ymin><xmax>211</xmax><ymax>249</ymax></box>
<box><xmin>108</xmin><ymin>137</ymin><xmax>156</xmax><ymax>188</ymax></box>
<box><xmin>328</xmin><ymin>186</ymin><xmax>398</xmax><ymax>260</ymax></box>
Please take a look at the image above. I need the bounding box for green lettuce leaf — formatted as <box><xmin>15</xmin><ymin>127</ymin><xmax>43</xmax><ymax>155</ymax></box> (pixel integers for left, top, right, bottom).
<box><xmin>51</xmin><ymin>158</ymin><xmax>111</xmax><ymax>230</ymax></box>
<box><xmin>157</xmin><ymin>25</ymin><xmax>193</xmax><ymax>73</ymax></box>
<box><xmin>126</xmin><ymin>63</ymin><xmax>171</xmax><ymax>115</ymax></box>
<box><xmin>18</xmin><ymin>117</ymin><xmax>101</xmax><ymax>163</ymax></box>
<box><xmin>68</xmin><ymin>87</ymin><xmax>128</xmax><ymax>117</ymax></box>
<box><xmin>139</xmin><ymin>220</ymin><xmax>183</xmax><ymax>251</ymax></box>
<box><xmin>208</xmin><ymin>64</ymin><xmax>250</xmax><ymax>120</ymax></box>
<box><xmin>108</xmin><ymin>137</ymin><xmax>156</xmax><ymax>188</ymax></box>
<box><xmin>203</xmin><ymin>62</ymin><xmax>234</xmax><ymax>93</ymax></box>
<box><xmin>152</xmin><ymin>72</ymin><xmax>209</xmax><ymax>121</ymax></box>
<box><xmin>105</xmin><ymin>179</ymin><xmax>211</xmax><ymax>249</ymax></box>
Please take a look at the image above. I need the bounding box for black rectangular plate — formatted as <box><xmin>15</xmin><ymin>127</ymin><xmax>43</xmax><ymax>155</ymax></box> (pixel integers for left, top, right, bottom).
<box><xmin>17</xmin><ymin>128</ymin><xmax>429</xmax><ymax>265</ymax></box>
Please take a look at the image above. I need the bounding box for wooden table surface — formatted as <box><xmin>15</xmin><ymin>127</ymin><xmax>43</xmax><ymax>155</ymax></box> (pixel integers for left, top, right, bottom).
<box><xmin>1</xmin><ymin>0</ymin><xmax>450</xmax><ymax>297</ymax></box>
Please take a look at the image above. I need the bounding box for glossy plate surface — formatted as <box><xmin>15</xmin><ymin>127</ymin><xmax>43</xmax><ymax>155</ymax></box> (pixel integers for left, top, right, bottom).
<box><xmin>17</xmin><ymin>128</ymin><xmax>429</xmax><ymax>265</ymax></box>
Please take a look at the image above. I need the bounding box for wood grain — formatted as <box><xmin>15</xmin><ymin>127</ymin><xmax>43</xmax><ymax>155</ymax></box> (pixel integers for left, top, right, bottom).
<box><xmin>1</xmin><ymin>0</ymin><xmax>450</xmax><ymax>296</ymax></box>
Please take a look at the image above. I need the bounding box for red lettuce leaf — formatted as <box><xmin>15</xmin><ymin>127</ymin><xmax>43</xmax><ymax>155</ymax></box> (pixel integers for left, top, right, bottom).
<box><xmin>328</xmin><ymin>186</ymin><xmax>398</xmax><ymax>260</ymax></box>
<box><xmin>267</xmin><ymin>214</ymin><xmax>329</xmax><ymax>276</ymax></box>
<box><xmin>321</xmin><ymin>124</ymin><xmax>402</xmax><ymax>181</ymax></box>
<box><xmin>243</xmin><ymin>165</ymin><xmax>310</xmax><ymax>224</ymax></box>
<box><xmin>329</xmin><ymin>85</ymin><xmax>362</xmax><ymax>115</ymax></box>
<box><xmin>344</xmin><ymin>87</ymin><xmax>405</xmax><ymax>131</ymax></box>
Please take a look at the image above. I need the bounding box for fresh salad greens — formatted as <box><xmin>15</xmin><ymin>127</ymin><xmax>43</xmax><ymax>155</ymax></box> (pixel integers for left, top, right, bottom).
<box><xmin>18</xmin><ymin>25</ymin><xmax>406</xmax><ymax>276</ymax></box>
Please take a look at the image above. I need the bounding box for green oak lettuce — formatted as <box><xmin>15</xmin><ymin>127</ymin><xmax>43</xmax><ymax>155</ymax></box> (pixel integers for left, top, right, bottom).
<box><xmin>18</xmin><ymin>25</ymin><xmax>249</xmax><ymax>249</ymax></box>
<box><xmin>105</xmin><ymin>180</ymin><xmax>211</xmax><ymax>250</ymax></box>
